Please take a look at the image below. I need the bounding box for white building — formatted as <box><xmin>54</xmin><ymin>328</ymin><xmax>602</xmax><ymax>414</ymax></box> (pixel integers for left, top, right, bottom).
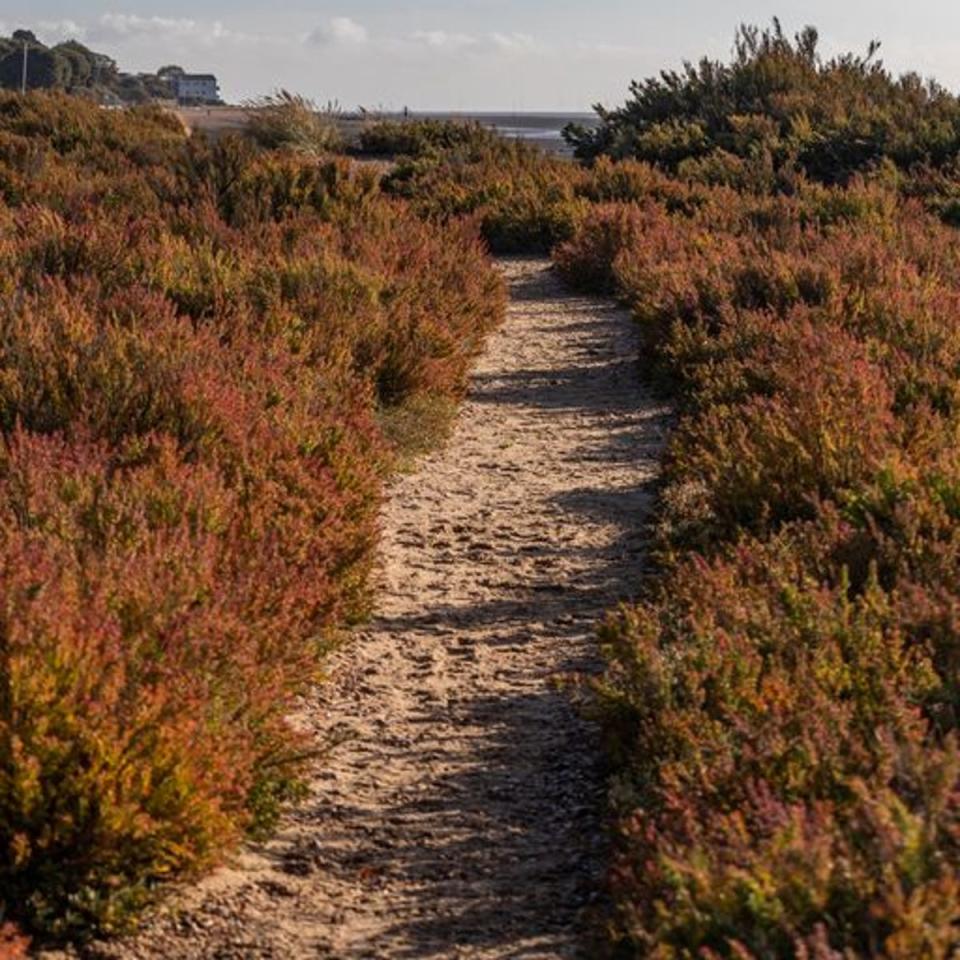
<box><xmin>174</xmin><ymin>74</ymin><xmax>220</xmax><ymax>104</ymax></box>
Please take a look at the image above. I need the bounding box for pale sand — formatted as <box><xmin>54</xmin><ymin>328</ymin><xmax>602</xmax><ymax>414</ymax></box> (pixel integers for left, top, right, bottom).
<box><xmin>84</xmin><ymin>259</ymin><xmax>669</xmax><ymax>959</ymax></box>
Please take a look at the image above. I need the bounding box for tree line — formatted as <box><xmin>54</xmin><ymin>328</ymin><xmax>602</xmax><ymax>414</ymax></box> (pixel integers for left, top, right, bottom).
<box><xmin>0</xmin><ymin>28</ymin><xmax>187</xmax><ymax>104</ymax></box>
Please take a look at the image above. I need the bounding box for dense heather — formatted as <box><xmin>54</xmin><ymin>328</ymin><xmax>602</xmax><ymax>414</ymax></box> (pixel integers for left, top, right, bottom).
<box><xmin>557</xmin><ymin>187</ymin><xmax>960</xmax><ymax>957</ymax></box>
<box><xmin>5</xmin><ymin>18</ymin><xmax>960</xmax><ymax>957</ymax></box>
<box><xmin>0</xmin><ymin>92</ymin><xmax>503</xmax><ymax>946</ymax></box>
<box><xmin>550</xmin><ymin>32</ymin><xmax>960</xmax><ymax>958</ymax></box>
<box><xmin>377</xmin><ymin>22</ymin><xmax>960</xmax><ymax>957</ymax></box>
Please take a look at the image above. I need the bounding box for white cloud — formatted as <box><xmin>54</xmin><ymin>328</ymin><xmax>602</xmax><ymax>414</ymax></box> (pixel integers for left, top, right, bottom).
<box><xmin>74</xmin><ymin>13</ymin><xmax>254</xmax><ymax>47</ymax></box>
<box><xmin>307</xmin><ymin>17</ymin><xmax>368</xmax><ymax>47</ymax></box>
<box><xmin>405</xmin><ymin>29</ymin><xmax>541</xmax><ymax>57</ymax></box>
<box><xmin>572</xmin><ymin>40</ymin><xmax>648</xmax><ymax>58</ymax></box>
<box><xmin>408</xmin><ymin>30</ymin><xmax>475</xmax><ymax>51</ymax></box>
<box><xmin>92</xmin><ymin>14</ymin><xmax>201</xmax><ymax>42</ymax></box>
<box><xmin>38</xmin><ymin>19</ymin><xmax>88</xmax><ymax>41</ymax></box>
<box><xmin>31</xmin><ymin>15</ymin><xmax>259</xmax><ymax>48</ymax></box>
<box><xmin>28</xmin><ymin>14</ymin><xmax>539</xmax><ymax>61</ymax></box>
<box><xmin>487</xmin><ymin>32</ymin><xmax>539</xmax><ymax>54</ymax></box>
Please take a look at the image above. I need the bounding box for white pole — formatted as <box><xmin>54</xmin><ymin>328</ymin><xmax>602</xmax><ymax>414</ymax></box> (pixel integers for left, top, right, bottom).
<box><xmin>20</xmin><ymin>40</ymin><xmax>28</xmax><ymax>95</ymax></box>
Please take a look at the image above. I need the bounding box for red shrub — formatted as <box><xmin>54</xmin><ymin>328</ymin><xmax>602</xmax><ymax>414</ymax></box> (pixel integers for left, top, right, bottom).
<box><xmin>554</xmin><ymin>202</ymin><xmax>651</xmax><ymax>293</ymax></box>
<box><xmin>666</xmin><ymin>318</ymin><xmax>897</xmax><ymax>540</ymax></box>
<box><xmin>565</xmin><ymin>174</ymin><xmax>960</xmax><ymax>955</ymax></box>
<box><xmin>0</xmin><ymin>94</ymin><xmax>504</xmax><ymax>938</ymax></box>
<box><xmin>0</xmin><ymin>924</ymin><xmax>28</xmax><ymax>960</ymax></box>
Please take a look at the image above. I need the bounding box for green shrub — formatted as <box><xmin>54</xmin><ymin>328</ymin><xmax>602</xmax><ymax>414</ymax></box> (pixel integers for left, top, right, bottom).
<box><xmin>567</xmin><ymin>20</ymin><xmax>960</xmax><ymax>185</ymax></box>
<box><xmin>383</xmin><ymin>138</ymin><xmax>586</xmax><ymax>253</ymax></box>
<box><xmin>357</xmin><ymin>118</ymin><xmax>499</xmax><ymax>158</ymax></box>
<box><xmin>244</xmin><ymin>90</ymin><xmax>343</xmax><ymax>155</ymax></box>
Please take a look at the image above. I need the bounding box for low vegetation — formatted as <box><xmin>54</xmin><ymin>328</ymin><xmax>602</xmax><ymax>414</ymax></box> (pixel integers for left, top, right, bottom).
<box><xmin>4</xmin><ymin>16</ymin><xmax>960</xmax><ymax>958</ymax></box>
<box><xmin>548</xmin><ymin>24</ymin><xmax>960</xmax><ymax>959</ymax></box>
<box><xmin>382</xmin><ymin>137</ymin><xmax>586</xmax><ymax>253</ymax></box>
<box><xmin>0</xmin><ymin>91</ymin><xmax>503</xmax><ymax>942</ymax></box>
<box><xmin>353</xmin><ymin>20</ymin><xmax>960</xmax><ymax>958</ymax></box>
<box><xmin>244</xmin><ymin>90</ymin><xmax>343</xmax><ymax>154</ymax></box>
<box><xmin>356</xmin><ymin>118</ymin><xmax>500</xmax><ymax>158</ymax></box>
<box><xmin>558</xmin><ymin>184</ymin><xmax>960</xmax><ymax>957</ymax></box>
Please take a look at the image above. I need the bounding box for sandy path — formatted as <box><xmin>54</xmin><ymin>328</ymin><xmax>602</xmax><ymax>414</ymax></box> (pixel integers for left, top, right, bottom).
<box><xmin>92</xmin><ymin>259</ymin><xmax>668</xmax><ymax>960</ymax></box>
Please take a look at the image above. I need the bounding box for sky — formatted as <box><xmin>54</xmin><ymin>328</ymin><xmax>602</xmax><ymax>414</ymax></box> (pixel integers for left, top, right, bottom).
<box><xmin>3</xmin><ymin>2</ymin><xmax>960</xmax><ymax>112</ymax></box>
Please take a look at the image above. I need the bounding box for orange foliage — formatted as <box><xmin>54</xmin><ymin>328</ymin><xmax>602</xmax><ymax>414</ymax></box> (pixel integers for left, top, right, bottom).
<box><xmin>0</xmin><ymin>92</ymin><xmax>504</xmax><ymax>938</ymax></box>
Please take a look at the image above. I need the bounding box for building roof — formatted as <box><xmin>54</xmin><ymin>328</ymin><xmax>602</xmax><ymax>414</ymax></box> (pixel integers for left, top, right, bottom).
<box><xmin>179</xmin><ymin>74</ymin><xmax>218</xmax><ymax>83</ymax></box>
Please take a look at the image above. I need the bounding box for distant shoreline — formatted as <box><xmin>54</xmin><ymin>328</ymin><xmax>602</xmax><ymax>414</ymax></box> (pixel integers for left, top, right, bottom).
<box><xmin>392</xmin><ymin>111</ymin><xmax>598</xmax><ymax>154</ymax></box>
<box><xmin>175</xmin><ymin>106</ymin><xmax>598</xmax><ymax>154</ymax></box>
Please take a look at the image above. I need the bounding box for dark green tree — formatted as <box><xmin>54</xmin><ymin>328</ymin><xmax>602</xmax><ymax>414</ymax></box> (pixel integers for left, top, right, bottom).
<box><xmin>0</xmin><ymin>45</ymin><xmax>74</xmax><ymax>91</ymax></box>
<box><xmin>53</xmin><ymin>41</ymin><xmax>97</xmax><ymax>88</ymax></box>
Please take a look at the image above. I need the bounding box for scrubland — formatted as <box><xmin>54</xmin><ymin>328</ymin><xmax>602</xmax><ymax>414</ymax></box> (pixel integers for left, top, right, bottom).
<box><xmin>4</xmin><ymin>18</ymin><xmax>960</xmax><ymax>958</ymax></box>
<box><xmin>561</xmin><ymin>27</ymin><xmax>960</xmax><ymax>959</ymax></box>
<box><xmin>0</xmin><ymin>92</ymin><xmax>503</xmax><ymax>947</ymax></box>
<box><xmin>559</xmin><ymin>184</ymin><xmax>960</xmax><ymax>958</ymax></box>
<box><xmin>371</xmin><ymin>22</ymin><xmax>960</xmax><ymax>958</ymax></box>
